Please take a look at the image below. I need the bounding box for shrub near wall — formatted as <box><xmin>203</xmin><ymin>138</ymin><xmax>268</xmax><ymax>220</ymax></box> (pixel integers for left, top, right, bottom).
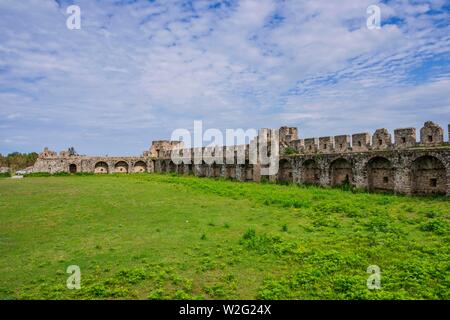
<box><xmin>23</xmin><ymin>172</ymin><xmax>95</xmax><ymax>177</ymax></box>
<box><xmin>23</xmin><ymin>172</ymin><xmax>52</xmax><ymax>177</ymax></box>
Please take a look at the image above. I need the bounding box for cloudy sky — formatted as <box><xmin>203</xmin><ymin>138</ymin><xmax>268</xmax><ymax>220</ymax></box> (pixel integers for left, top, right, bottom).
<box><xmin>0</xmin><ymin>0</ymin><xmax>449</xmax><ymax>155</ymax></box>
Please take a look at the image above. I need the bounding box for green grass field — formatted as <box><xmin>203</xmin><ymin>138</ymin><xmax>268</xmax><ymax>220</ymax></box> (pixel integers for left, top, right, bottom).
<box><xmin>0</xmin><ymin>174</ymin><xmax>449</xmax><ymax>300</ymax></box>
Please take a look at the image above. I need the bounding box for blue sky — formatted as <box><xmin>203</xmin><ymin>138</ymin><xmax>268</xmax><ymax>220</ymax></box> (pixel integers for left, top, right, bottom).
<box><xmin>0</xmin><ymin>0</ymin><xmax>449</xmax><ymax>155</ymax></box>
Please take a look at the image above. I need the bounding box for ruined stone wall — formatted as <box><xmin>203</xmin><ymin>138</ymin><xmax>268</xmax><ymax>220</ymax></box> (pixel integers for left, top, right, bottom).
<box><xmin>32</xmin><ymin>121</ymin><xmax>450</xmax><ymax>195</ymax></box>
<box><xmin>33</xmin><ymin>154</ymin><xmax>154</xmax><ymax>175</ymax></box>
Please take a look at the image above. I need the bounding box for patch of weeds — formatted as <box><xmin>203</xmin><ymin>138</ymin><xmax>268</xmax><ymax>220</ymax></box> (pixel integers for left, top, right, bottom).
<box><xmin>116</xmin><ymin>268</ymin><xmax>147</xmax><ymax>284</ymax></box>
<box><xmin>172</xmin><ymin>290</ymin><xmax>194</xmax><ymax>299</ymax></box>
<box><xmin>74</xmin><ymin>172</ymin><xmax>94</xmax><ymax>176</ymax></box>
<box><xmin>257</xmin><ymin>278</ymin><xmax>290</xmax><ymax>299</ymax></box>
<box><xmin>171</xmin><ymin>276</ymin><xmax>193</xmax><ymax>293</ymax></box>
<box><xmin>420</xmin><ymin>219</ymin><xmax>447</xmax><ymax>235</ymax></box>
<box><xmin>263</xmin><ymin>198</ymin><xmax>310</xmax><ymax>208</ymax></box>
<box><xmin>85</xmin><ymin>284</ymin><xmax>108</xmax><ymax>297</ymax></box>
<box><xmin>203</xmin><ymin>275</ymin><xmax>238</xmax><ymax>299</ymax></box>
<box><xmin>365</xmin><ymin>217</ymin><xmax>389</xmax><ymax>233</ymax></box>
<box><xmin>239</xmin><ymin>229</ymin><xmax>297</xmax><ymax>257</ymax></box>
<box><xmin>108</xmin><ymin>287</ymin><xmax>130</xmax><ymax>298</ymax></box>
<box><xmin>402</xmin><ymin>205</ymin><xmax>415</xmax><ymax>213</ymax></box>
<box><xmin>24</xmin><ymin>172</ymin><xmax>52</xmax><ymax>177</ymax></box>
<box><xmin>425</xmin><ymin>211</ymin><xmax>438</xmax><ymax>219</ymax></box>
<box><xmin>199</xmin><ymin>257</ymin><xmax>217</xmax><ymax>271</ymax></box>
<box><xmin>147</xmin><ymin>288</ymin><xmax>165</xmax><ymax>300</ymax></box>
<box><xmin>52</xmin><ymin>172</ymin><xmax>71</xmax><ymax>176</ymax></box>
<box><xmin>312</xmin><ymin>216</ymin><xmax>341</xmax><ymax>228</ymax></box>
<box><xmin>332</xmin><ymin>275</ymin><xmax>367</xmax><ymax>299</ymax></box>
<box><xmin>203</xmin><ymin>284</ymin><xmax>227</xmax><ymax>298</ymax></box>
<box><xmin>376</xmin><ymin>197</ymin><xmax>393</xmax><ymax>205</ymax></box>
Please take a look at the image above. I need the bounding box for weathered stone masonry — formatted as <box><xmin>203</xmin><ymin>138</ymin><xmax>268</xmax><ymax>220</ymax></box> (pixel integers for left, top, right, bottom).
<box><xmin>32</xmin><ymin>121</ymin><xmax>450</xmax><ymax>195</ymax></box>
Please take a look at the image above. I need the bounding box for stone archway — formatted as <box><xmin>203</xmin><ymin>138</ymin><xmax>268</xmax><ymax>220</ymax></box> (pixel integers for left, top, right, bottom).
<box><xmin>367</xmin><ymin>157</ymin><xmax>394</xmax><ymax>192</ymax></box>
<box><xmin>168</xmin><ymin>161</ymin><xmax>176</xmax><ymax>172</ymax></box>
<box><xmin>212</xmin><ymin>163</ymin><xmax>221</xmax><ymax>177</ymax></box>
<box><xmin>133</xmin><ymin>161</ymin><xmax>147</xmax><ymax>173</ymax></box>
<box><xmin>244</xmin><ymin>162</ymin><xmax>253</xmax><ymax>181</ymax></box>
<box><xmin>225</xmin><ymin>165</ymin><xmax>236</xmax><ymax>179</ymax></box>
<box><xmin>69</xmin><ymin>164</ymin><xmax>77</xmax><ymax>174</ymax></box>
<box><xmin>412</xmin><ymin>155</ymin><xmax>446</xmax><ymax>195</ymax></box>
<box><xmin>301</xmin><ymin>159</ymin><xmax>320</xmax><ymax>185</ymax></box>
<box><xmin>197</xmin><ymin>161</ymin><xmax>207</xmax><ymax>177</ymax></box>
<box><xmin>94</xmin><ymin>161</ymin><xmax>109</xmax><ymax>174</ymax></box>
<box><xmin>114</xmin><ymin>161</ymin><xmax>129</xmax><ymax>173</ymax></box>
<box><xmin>330</xmin><ymin>158</ymin><xmax>353</xmax><ymax>187</ymax></box>
<box><xmin>160</xmin><ymin>161</ymin><xmax>167</xmax><ymax>173</ymax></box>
<box><xmin>278</xmin><ymin>159</ymin><xmax>293</xmax><ymax>183</ymax></box>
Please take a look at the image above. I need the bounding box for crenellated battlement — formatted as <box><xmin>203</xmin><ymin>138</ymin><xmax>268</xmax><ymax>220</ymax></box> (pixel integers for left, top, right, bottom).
<box><xmin>37</xmin><ymin>121</ymin><xmax>449</xmax><ymax>162</ymax></box>
<box><xmin>289</xmin><ymin>121</ymin><xmax>448</xmax><ymax>155</ymax></box>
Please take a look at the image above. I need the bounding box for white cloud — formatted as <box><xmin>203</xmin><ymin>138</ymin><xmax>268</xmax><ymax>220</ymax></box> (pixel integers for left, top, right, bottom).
<box><xmin>0</xmin><ymin>0</ymin><xmax>449</xmax><ymax>155</ymax></box>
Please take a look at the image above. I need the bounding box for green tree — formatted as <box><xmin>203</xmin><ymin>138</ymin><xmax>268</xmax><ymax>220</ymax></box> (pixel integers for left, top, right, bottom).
<box><xmin>3</xmin><ymin>152</ymin><xmax>38</xmax><ymax>172</ymax></box>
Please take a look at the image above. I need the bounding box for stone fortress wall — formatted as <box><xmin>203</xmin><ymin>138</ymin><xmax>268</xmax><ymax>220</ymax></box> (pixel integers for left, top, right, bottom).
<box><xmin>32</xmin><ymin>121</ymin><xmax>450</xmax><ymax>195</ymax></box>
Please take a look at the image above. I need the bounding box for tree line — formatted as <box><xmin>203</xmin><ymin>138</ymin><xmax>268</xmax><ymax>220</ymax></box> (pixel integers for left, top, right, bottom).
<box><xmin>0</xmin><ymin>152</ymin><xmax>38</xmax><ymax>172</ymax></box>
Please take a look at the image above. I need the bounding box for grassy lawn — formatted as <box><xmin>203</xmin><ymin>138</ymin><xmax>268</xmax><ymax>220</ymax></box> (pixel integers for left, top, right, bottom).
<box><xmin>0</xmin><ymin>174</ymin><xmax>449</xmax><ymax>300</ymax></box>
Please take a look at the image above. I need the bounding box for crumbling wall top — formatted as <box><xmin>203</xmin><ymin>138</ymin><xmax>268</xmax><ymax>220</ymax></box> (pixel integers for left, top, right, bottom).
<box><xmin>352</xmin><ymin>133</ymin><xmax>371</xmax><ymax>152</ymax></box>
<box><xmin>420</xmin><ymin>121</ymin><xmax>444</xmax><ymax>145</ymax></box>
<box><xmin>39</xmin><ymin>147</ymin><xmax>57</xmax><ymax>158</ymax></box>
<box><xmin>394</xmin><ymin>127</ymin><xmax>416</xmax><ymax>148</ymax></box>
<box><xmin>372</xmin><ymin>128</ymin><xmax>392</xmax><ymax>150</ymax></box>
